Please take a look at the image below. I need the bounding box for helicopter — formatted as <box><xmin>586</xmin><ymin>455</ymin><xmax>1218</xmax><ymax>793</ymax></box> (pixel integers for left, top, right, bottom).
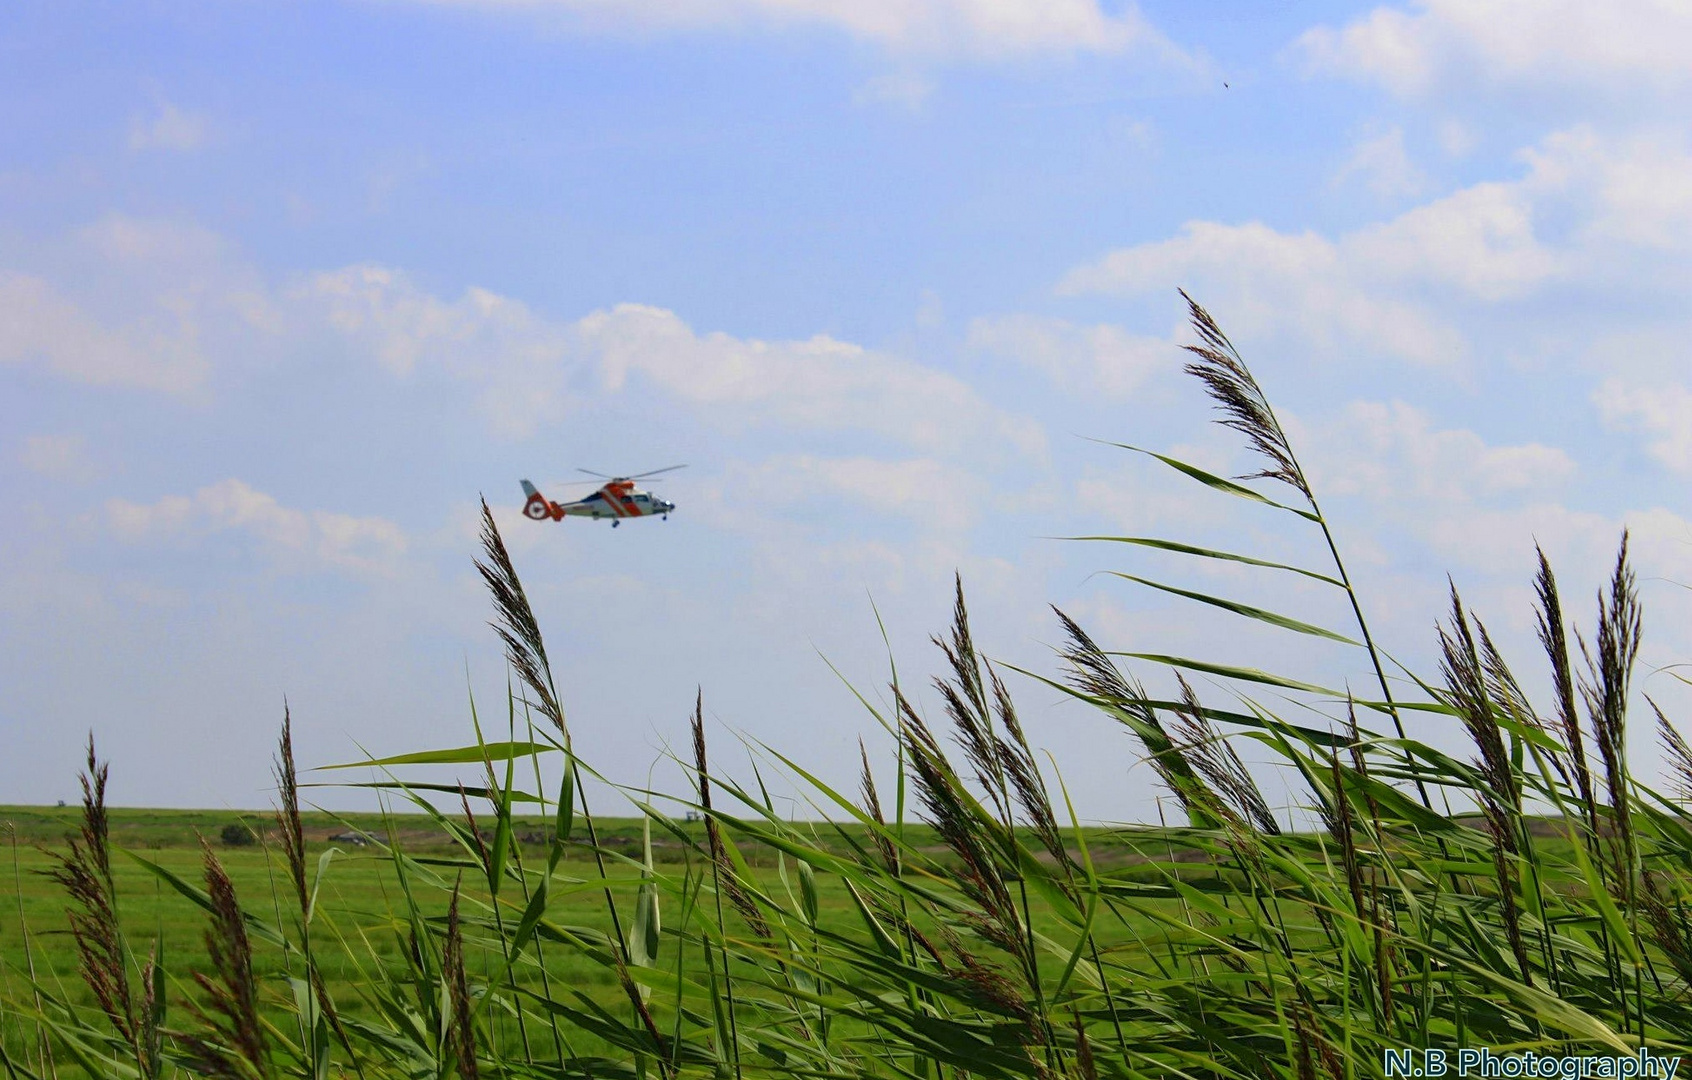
<box><xmin>520</xmin><ymin>466</ymin><xmax>682</xmax><ymax>527</ymax></box>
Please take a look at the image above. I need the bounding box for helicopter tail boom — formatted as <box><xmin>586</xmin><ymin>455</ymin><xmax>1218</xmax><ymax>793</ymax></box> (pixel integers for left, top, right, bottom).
<box><xmin>520</xmin><ymin>479</ymin><xmax>561</xmax><ymax>521</ymax></box>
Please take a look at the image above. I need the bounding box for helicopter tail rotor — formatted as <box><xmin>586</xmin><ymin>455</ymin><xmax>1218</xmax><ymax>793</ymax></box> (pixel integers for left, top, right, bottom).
<box><xmin>520</xmin><ymin>479</ymin><xmax>559</xmax><ymax>521</ymax></box>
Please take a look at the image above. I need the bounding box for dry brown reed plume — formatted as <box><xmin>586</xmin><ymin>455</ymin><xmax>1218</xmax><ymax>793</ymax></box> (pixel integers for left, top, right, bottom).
<box><xmin>1533</xmin><ymin>546</ymin><xmax>1604</xmax><ymax>856</ymax></box>
<box><xmin>274</xmin><ymin>708</ymin><xmax>308</xmax><ymax>914</ymax></box>
<box><xmin>904</xmin><ymin>581</ymin><xmax>1080</xmax><ymax>1053</ymax></box>
<box><xmin>689</xmin><ymin>688</ymin><xmax>712</xmax><ymax>818</ymax></box>
<box><xmin>899</xmin><ymin>675</ymin><xmax>1056</xmax><ymax>1055</ymax></box>
<box><xmin>46</xmin><ymin>738</ymin><xmax>140</xmax><ymax>1057</ymax></box>
<box><xmin>1581</xmin><ymin>534</ymin><xmax>1643</xmax><ymax>886</ymax></box>
<box><xmin>1051</xmin><ymin>608</ymin><xmax>1223</xmax><ymax>831</ymax></box>
<box><xmin>932</xmin><ymin>577</ymin><xmax>998</xmax><ymax>802</ymax></box>
<box><xmin>272</xmin><ymin>710</ymin><xmax>355</xmax><ymax>1071</ymax></box>
<box><xmin>934</xmin><ymin>577</ymin><xmax>1069</xmax><ymax>874</ymax></box>
<box><xmin>689</xmin><ymin>691</ymin><xmax>768</xmax><ymax>938</ymax></box>
<box><xmin>475</xmin><ymin>498</ymin><xmax>566</xmax><ymax>735</ymax></box>
<box><xmin>1339</xmin><ymin>706</ymin><xmax>1397</xmax><ymax>1018</ymax></box>
<box><xmin>897</xmin><ymin>694</ymin><xmax>1025</xmax><ymax>966</ymax></box>
<box><xmin>1170</xmin><ymin>674</ymin><xmax>1280</xmax><ymax>836</ymax></box>
<box><xmin>1049</xmin><ymin>606</ymin><xmax>1136</xmax><ymax>708</ymax></box>
<box><xmin>1477</xmin><ymin>618</ymin><xmax>1539</xmax><ymax>744</ymax></box>
<box><xmin>183</xmin><ymin>843</ymin><xmax>269</xmax><ymax>1079</ymax></box>
<box><xmin>991</xmin><ymin>661</ymin><xmax>1069</xmax><ymax>874</ymax></box>
<box><xmin>444</xmin><ymin>885</ymin><xmax>479</xmax><ymax>1080</ymax></box>
<box><xmin>1439</xmin><ymin>588</ymin><xmax>1532</xmax><ymax>985</ymax></box>
<box><xmin>1655</xmin><ymin>697</ymin><xmax>1692</xmax><ymax>803</ymax></box>
<box><xmin>139</xmin><ymin>947</ymin><xmax>164</xmax><ymax>1080</ymax></box>
<box><xmin>1178</xmin><ymin>289</ymin><xmax>1308</xmax><ymax>499</ymax></box>
<box><xmin>1438</xmin><ymin>590</ymin><xmax>1521</xmax><ymax>819</ymax></box>
<box><xmin>1289</xmin><ymin>1001</ymin><xmax>1345</xmax><ymax>1080</ymax></box>
<box><xmin>856</xmin><ymin>739</ymin><xmax>899</xmax><ymax>875</ymax></box>
<box><xmin>689</xmin><ymin>690</ymin><xmax>743</xmax><ymax>1080</ymax></box>
<box><xmin>1641</xmin><ymin>869</ymin><xmax>1692</xmax><ymax>985</ymax></box>
<box><xmin>1320</xmin><ymin>750</ymin><xmax>1367</xmax><ymax>931</ymax></box>
<box><xmin>933</xmin><ymin>923</ymin><xmax>1036</xmax><ymax>1026</ymax></box>
<box><xmin>459</xmin><ymin>787</ymin><xmax>492</xmax><ymax>875</ymax></box>
<box><xmin>1070</xmin><ymin>1011</ymin><xmax>1096</xmax><ymax>1080</ymax></box>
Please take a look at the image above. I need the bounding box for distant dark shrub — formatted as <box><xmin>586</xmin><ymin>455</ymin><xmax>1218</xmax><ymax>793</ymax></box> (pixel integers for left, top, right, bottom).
<box><xmin>219</xmin><ymin>823</ymin><xmax>256</xmax><ymax>847</ymax></box>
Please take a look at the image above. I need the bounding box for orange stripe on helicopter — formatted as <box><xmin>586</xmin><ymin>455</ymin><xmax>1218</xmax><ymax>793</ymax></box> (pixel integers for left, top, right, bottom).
<box><xmin>603</xmin><ymin>481</ymin><xmax>640</xmax><ymax>518</ymax></box>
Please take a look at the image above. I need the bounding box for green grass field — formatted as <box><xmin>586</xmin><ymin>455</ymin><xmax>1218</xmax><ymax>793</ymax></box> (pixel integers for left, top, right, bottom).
<box><xmin>0</xmin><ymin>808</ymin><xmax>812</xmax><ymax>1058</ymax></box>
<box><xmin>2</xmin><ymin>804</ymin><xmax>1181</xmax><ymax>1072</ymax></box>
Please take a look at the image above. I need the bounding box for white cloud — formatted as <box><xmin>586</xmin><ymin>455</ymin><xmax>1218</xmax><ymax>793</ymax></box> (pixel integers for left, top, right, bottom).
<box><xmin>107</xmin><ymin>479</ymin><xmax>409</xmax><ymax>575</ymax></box>
<box><xmin>304</xmin><ymin>264</ymin><xmax>577</xmax><ymax>435</ymax></box>
<box><xmin>1067</xmin><ymin>168</ymin><xmax>1563</xmax><ymax>307</ymax></box>
<box><xmin>128</xmin><ymin>98</ymin><xmax>208</xmax><ymax>151</ymax></box>
<box><xmin>966</xmin><ymin>314</ymin><xmax>1171</xmax><ymax>398</ymax></box>
<box><xmin>413</xmin><ymin>0</ymin><xmax>1189</xmax><ymax>60</ymax></box>
<box><xmin>586</xmin><ymin>303</ymin><xmax>1045</xmax><ymax>455</ymax></box>
<box><xmin>1308</xmin><ymin>400</ymin><xmax>1576</xmax><ymax>504</ymax></box>
<box><xmin>1423</xmin><ymin>502</ymin><xmax>1692</xmax><ymax>583</ymax></box>
<box><xmin>1294</xmin><ymin>0</ymin><xmax>1692</xmax><ymax>98</ymax></box>
<box><xmin>720</xmin><ymin>454</ymin><xmax>984</xmax><ymax>530</ymax></box>
<box><xmin>18</xmin><ymin>434</ymin><xmax>98</xmax><ymax>483</ymax></box>
<box><xmin>307</xmin><ymin>265</ymin><xmax>1045</xmax><ymax>453</ymax></box>
<box><xmin>0</xmin><ymin>271</ymin><xmax>209</xmax><ymax>393</ymax></box>
<box><xmin>1596</xmin><ymin>381</ymin><xmax>1692</xmax><ymax>473</ymax></box>
<box><xmin>1056</xmin><ymin>221</ymin><xmax>1468</xmax><ymax>367</ymax></box>
<box><xmin>1072</xmin><ymin>469</ymin><xmax>1234</xmax><ymax>538</ymax></box>
<box><xmin>79</xmin><ymin>215</ymin><xmax>219</xmax><ymax>268</ymax></box>
<box><xmin>1332</xmin><ymin>127</ymin><xmax>1426</xmax><ymax>199</ymax></box>
<box><xmin>75</xmin><ymin>216</ymin><xmax>282</xmax><ymax>332</ymax></box>
<box><xmin>853</xmin><ymin>72</ymin><xmax>934</xmax><ymax>111</ymax></box>
<box><xmin>307</xmin><ymin>265</ymin><xmax>559</xmax><ymax>378</ymax></box>
<box><xmin>1284</xmin><ymin>401</ymin><xmax>1688</xmax><ymax>600</ymax></box>
<box><xmin>1107</xmin><ymin>116</ymin><xmax>1157</xmax><ymax>152</ymax></box>
<box><xmin>1523</xmin><ymin>127</ymin><xmax>1692</xmax><ymax>253</ymax></box>
<box><xmin>1436</xmin><ymin>119</ymin><xmax>1476</xmax><ymax>157</ymax></box>
<box><xmin>1345</xmin><ymin>179</ymin><xmax>1561</xmax><ymax>302</ymax></box>
<box><xmin>1054</xmin><ymin>127</ymin><xmax>1692</xmax><ymax>368</ymax></box>
<box><xmin>0</xmin><ymin>216</ymin><xmax>286</xmax><ymax>395</ymax></box>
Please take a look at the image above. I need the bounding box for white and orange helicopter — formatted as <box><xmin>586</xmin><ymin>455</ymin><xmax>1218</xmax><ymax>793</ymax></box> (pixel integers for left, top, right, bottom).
<box><xmin>520</xmin><ymin>466</ymin><xmax>682</xmax><ymax>527</ymax></box>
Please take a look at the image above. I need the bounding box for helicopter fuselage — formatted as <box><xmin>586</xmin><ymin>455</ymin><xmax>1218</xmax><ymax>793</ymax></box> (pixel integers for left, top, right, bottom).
<box><xmin>522</xmin><ymin>479</ymin><xmax>675</xmax><ymax>525</ymax></box>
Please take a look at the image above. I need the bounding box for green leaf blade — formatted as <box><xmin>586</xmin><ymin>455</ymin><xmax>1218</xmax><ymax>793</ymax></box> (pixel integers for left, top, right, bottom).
<box><xmin>1107</xmin><ymin>573</ymin><xmax>1361</xmax><ymax>644</ymax></box>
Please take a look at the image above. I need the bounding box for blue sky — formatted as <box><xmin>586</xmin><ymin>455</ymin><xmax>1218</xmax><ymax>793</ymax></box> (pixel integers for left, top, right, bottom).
<box><xmin>4</xmin><ymin>0</ymin><xmax>1692</xmax><ymax>820</ymax></box>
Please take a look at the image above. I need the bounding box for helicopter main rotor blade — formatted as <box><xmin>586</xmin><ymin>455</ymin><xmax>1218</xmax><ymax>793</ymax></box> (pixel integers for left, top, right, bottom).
<box><xmin>627</xmin><ymin>464</ymin><xmax>687</xmax><ymax>480</ymax></box>
<box><xmin>576</xmin><ymin>468</ymin><xmax>615</xmax><ymax>479</ymax></box>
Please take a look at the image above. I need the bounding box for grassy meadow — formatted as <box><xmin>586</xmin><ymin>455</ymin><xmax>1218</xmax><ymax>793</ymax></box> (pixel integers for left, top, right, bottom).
<box><xmin>6</xmin><ymin>297</ymin><xmax>1692</xmax><ymax>1079</ymax></box>
<box><xmin>0</xmin><ymin>813</ymin><xmax>887</xmax><ymax>1063</ymax></box>
<box><xmin>1</xmin><ymin>810</ymin><xmax>1176</xmax><ymax>1068</ymax></box>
